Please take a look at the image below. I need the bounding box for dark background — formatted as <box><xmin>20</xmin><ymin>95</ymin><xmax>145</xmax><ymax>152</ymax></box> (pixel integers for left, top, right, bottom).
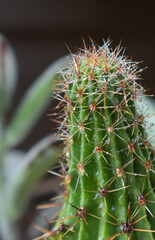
<box><xmin>0</xmin><ymin>1</ymin><xmax>155</xmax><ymax>239</ymax></box>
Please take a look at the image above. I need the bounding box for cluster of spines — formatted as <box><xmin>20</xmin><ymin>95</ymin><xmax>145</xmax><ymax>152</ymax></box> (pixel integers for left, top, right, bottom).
<box><xmin>36</xmin><ymin>41</ymin><xmax>155</xmax><ymax>240</ymax></box>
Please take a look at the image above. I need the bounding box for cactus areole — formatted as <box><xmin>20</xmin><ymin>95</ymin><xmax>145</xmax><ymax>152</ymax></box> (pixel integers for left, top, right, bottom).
<box><xmin>48</xmin><ymin>41</ymin><xmax>155</xmax><ymax>240</ymax></box>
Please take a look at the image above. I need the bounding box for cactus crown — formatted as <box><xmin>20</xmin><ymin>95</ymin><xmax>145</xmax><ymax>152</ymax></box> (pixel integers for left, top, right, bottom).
<box><xmin>38</xmin><ymin>40</ymin><xmax>155</xmax><ymax>240</ymax></box>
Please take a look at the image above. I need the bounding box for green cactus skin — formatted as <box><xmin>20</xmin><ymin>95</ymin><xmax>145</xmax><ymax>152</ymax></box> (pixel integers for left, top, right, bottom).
<box><xmin>47</xmin><ymin>41</ymin><xmax>155</xmax><ymax>240</ymax></box>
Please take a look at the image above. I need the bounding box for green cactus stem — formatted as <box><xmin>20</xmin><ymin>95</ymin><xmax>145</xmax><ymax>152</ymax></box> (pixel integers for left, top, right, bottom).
<box><xmin>43</xmin><ymin>41</ymin><xmax>155</xmax><ymax>240</ymax></box>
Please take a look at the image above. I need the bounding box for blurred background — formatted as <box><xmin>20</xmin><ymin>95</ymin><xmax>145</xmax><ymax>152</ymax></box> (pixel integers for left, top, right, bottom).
<box><xmin>0</xmin><ymin>1</ymin><xmax>155</xmax><ymax>240</ymax></box>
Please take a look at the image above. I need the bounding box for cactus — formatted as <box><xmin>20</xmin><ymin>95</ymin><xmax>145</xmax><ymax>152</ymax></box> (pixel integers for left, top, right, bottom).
<box><xmin>39</xmin><ymin>41</ymin><xmax>155</xmax><ymax>240</ymax></box>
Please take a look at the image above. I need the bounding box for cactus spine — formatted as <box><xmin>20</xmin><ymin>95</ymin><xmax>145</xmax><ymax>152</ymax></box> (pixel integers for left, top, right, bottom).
<box><xmin>47</xmin><ymin>41</ymin><xmax>155</xmax><ymax>240</ymax></box>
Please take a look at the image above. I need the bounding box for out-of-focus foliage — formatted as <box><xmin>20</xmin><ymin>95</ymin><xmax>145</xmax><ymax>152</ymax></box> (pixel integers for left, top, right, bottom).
<box><xmin>136</xmin><ymin>96</ymin><xmax>155</xmax><ymax>147</ymax></box>
<box><xmin>0</xmin><ymin>34</ymin><xmax>66</xmax><ymax>240</ymax></box>
<box><xmin>0</xmin><ymin>34</ymin><xmax>18</xmax><ymax>115</ymax></box>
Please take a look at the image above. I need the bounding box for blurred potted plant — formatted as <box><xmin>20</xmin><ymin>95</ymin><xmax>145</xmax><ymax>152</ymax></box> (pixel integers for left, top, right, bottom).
<box><xmin>0</xmin><ymin>34</ymin><xmax>67</xmax><ymax>240</ymax></box>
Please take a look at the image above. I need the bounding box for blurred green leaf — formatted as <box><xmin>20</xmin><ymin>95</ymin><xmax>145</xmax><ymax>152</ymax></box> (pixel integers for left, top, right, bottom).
<box><xmin>0</xmin><ymin>200</ymin><xmax>18</xmax><ymax>240</ymax></box>
<box><xmin>7</xmin><ymin>147</ymin><xmax>58</xmax><ymax>219</ymax></box>
<box><xmin>136</xmin><ymin>96</ymin><xmax>155</xmax><ymax>188</ymax></box>
<box><xmin>4</xmin><ymin>56</ymin><xmax>67</xmax><ymax>148</ymax></box>
<box><xmin>4</xmin><ymin>134</ymin><xmax>60</xmax><ymax>219</ymax></box>
<box><xmin>0</xmin><ymin>34</ymin><xmax>18</xmax><ymax>115</ymax></box>
<box><xmin>136</xmin><ymin>96</ymin><xmax>155</xmax><ymax>147</ymax></box>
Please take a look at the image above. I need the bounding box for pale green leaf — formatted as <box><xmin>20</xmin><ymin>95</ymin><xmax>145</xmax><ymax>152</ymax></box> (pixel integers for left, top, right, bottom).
<box><xmin>0</xmin><ymin>34</ymin><xmax>18</xmax><ymax>115</ymax></box>
<box><xmin>4</xmin><ymin>135</ymin><xmax>60</xmax><ymax>219</ymax></box>
<box><xmin>4</xmin><ymin>56</ymin><xmax>67</xmax><ymax>148</ymax></box>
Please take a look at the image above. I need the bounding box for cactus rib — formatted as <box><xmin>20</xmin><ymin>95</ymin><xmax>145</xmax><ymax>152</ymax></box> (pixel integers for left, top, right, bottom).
<box><xmin>43</xmin><ymin>40</ymin><xmax>155</xmax><ymax>240</ymax></box>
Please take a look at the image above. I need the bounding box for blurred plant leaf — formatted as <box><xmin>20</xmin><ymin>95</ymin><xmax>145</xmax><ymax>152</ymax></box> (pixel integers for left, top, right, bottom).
<box><xmin>7</xmin><ymin>147</ymin><xmax>58</xmax><ymax>219</ymax></box>
<box><xmin>0</xmin><ymin>34</ymin><xmax>18</xmax><ymax>115</ymax></box>
<box><xmin>140</xmin><ymin>96</ymin><xmax>155</xmax><ymax>188</ymax></box>
<box><xmin>4</xmin><ymin>134</ymin><xmax>60</xmax><ymax>219</ymax></box>
<box><xmin>136</xmin><ymin>96</ymin><xmax>155</xmax><ymax>147</ymax></box>
<box><xmin>4</xmin><ymin>56</ymin><xmax>67</xmax><ymax>149</ymax></box>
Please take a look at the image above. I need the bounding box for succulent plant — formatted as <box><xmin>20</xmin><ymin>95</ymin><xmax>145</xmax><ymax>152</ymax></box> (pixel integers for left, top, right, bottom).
<box><xmin>38</xmin><ymin>40</ymin><xmax>155</xmax><ymax>240</ymax></box>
